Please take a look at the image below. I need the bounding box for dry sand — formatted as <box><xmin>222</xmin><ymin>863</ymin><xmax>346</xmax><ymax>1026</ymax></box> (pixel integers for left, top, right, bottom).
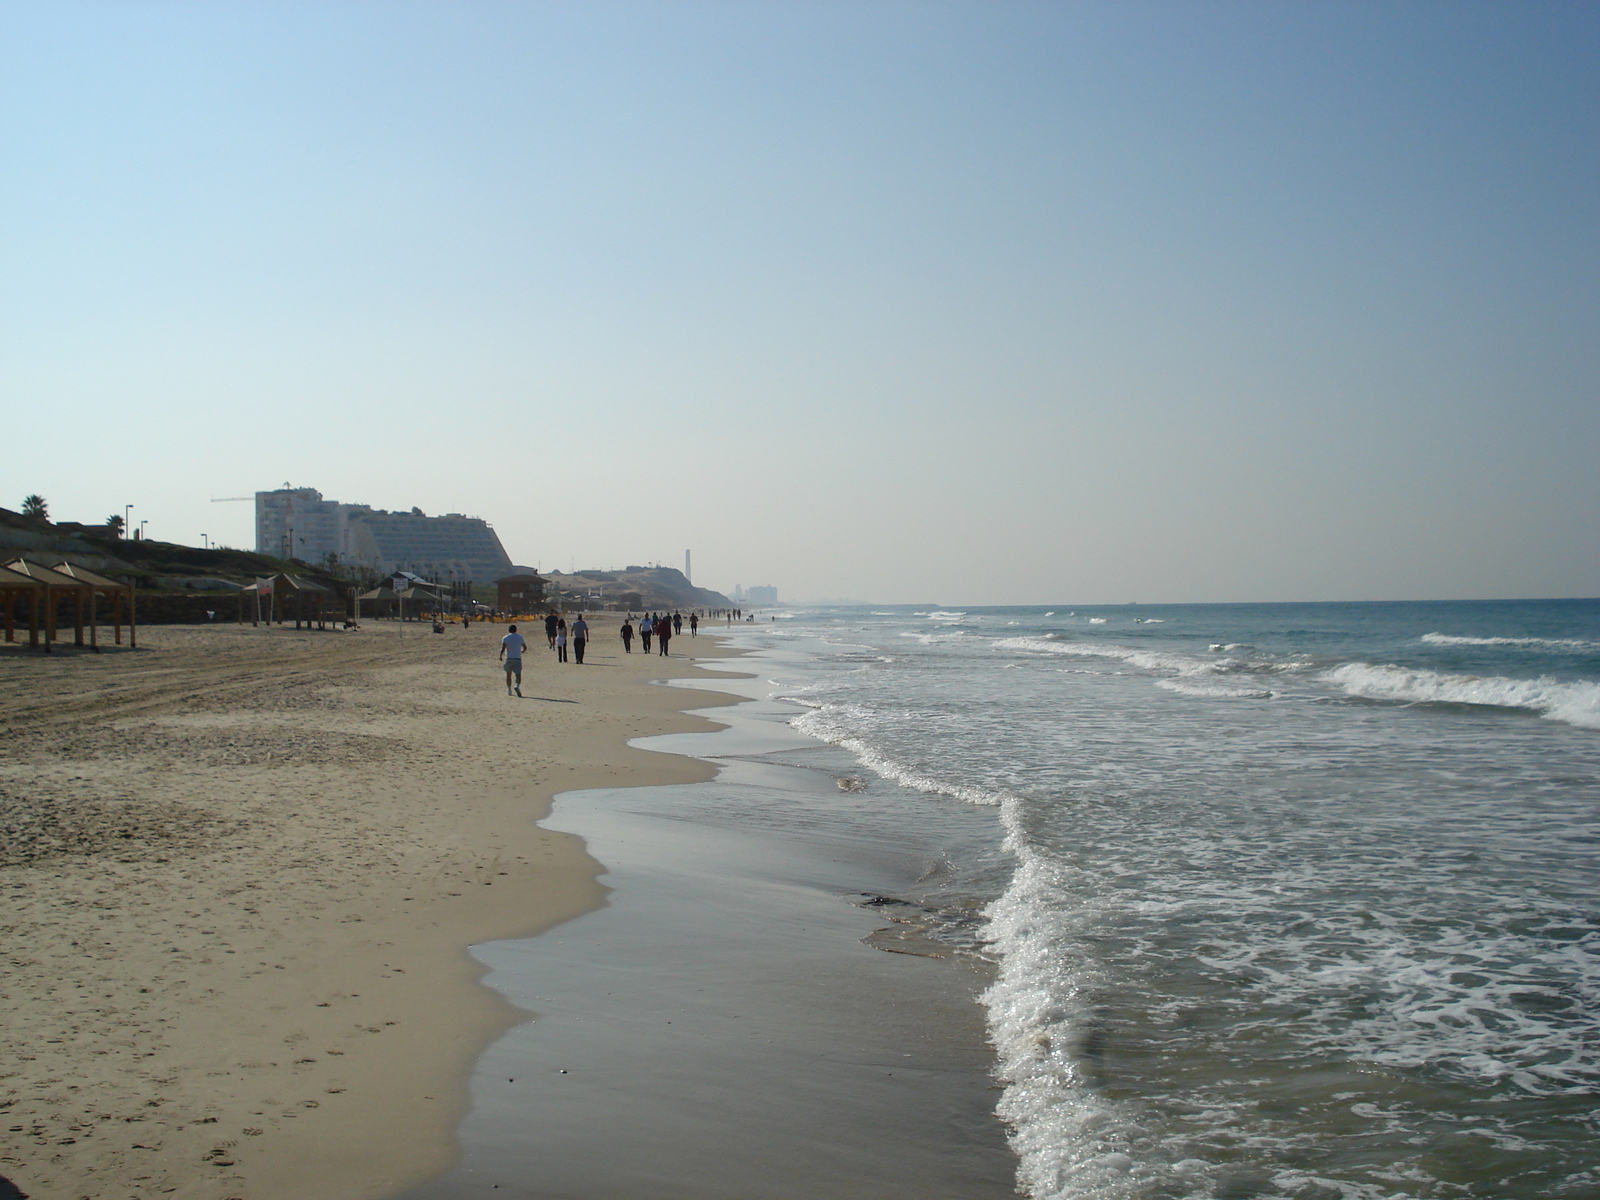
<box><xmin>0</xmin><ymin>616</ymin><xmax>744</xmax><ymax>1200</ymax></box>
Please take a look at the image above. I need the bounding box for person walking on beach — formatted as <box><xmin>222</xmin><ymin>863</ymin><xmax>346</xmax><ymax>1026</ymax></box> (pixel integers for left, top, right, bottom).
<box><xmin>544</xmin><ymin>612</ymin><xmax>558</xmax><ymax>649</ymax></box>
<box><xmin>689</xmin><ymin>613</ymin><xmax>698</xmax><ymax>636</ymax></box>
<box><xmin>657</xmin><ymin>613</ymin><xmax>671</xmax><ymax>656</ymax></box>
<box><xmin>640</xmin><ymin>616</ymin><xmax>653</xmax><ymax>654</ymax></box>
<box><xmin>500</xmin><ymin>624</ymin><xmax>526</xmax><ymax>696</ymax></box>
<box><xmin>672</xmin><ymin>611</ymin><xmax>682</xmax><ymax>635</ymax></box>
<box><xmin>620</xmin><ymin>619</ymin><xmax>634</xmax><ymax>652</ymax></box>
<box><xmin>555</xmin><ymin>618</ymin><xmax>568</xmax><ymax>663</ymax></box>
<box><xmin>572</xmin><ymin>614</ymin><xmax>589</xmax><ymax>664</ymax></box>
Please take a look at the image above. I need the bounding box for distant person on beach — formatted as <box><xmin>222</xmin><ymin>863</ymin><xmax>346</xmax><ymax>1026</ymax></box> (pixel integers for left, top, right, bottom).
<box><xmin>500</xmin><ymin>624</ymin><xmax>526</xmax><ymax>697</ymax></box>
<box><xmin>673</xmin><ymin>611</ymin><xmax>682</xmax><ymax>635</ymax></box>
<box><xmin>555</xmin><ymin>618</ymin><xmax>568</xmax><ymax>663</ymax></box>
<box><xmin>689</xmin><ymin>613</ymin><xmax>698</xmax><ymax>636</ymax></box>
<box><xmin>657</xmin><ymin>614</ymin><xmax>671</xmax><ymax>655</ymax></box>
<box><xmin>640</xmin><ymin>617</ymin><xmax>653</xmax><ymax>653</ymax></box>
<box><xmin>544</xmin><ymin>612</ymin><xmax>558</xmax><ymax>649</ymax></box>
<box><xmin>572</xmin><ymin>614</ymin><xmax>589</xmax><ymax>664</ymax></box>
<box><xmin>620</xmin><ymin>619</ymin><xmax>633</xmax><ymax>652</ymax></box>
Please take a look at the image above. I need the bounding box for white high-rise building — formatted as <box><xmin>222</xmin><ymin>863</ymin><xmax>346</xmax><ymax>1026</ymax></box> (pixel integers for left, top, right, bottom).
<box><xmin>254</xmin><ymin>485</ymin><xmax>513</xmax><ymax>582</ymax></box>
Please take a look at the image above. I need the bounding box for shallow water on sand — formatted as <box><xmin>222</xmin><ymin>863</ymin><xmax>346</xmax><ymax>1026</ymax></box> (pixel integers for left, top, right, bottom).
<box><xmin>396</xmin><ymin>667</ymin><xmax>1016</xmax><ymax>1200</ymax></box>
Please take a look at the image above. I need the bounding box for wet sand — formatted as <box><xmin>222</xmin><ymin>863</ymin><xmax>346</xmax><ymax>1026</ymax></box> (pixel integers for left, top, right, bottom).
<box><xmin>0</xmin><ymin>617</ymin><xmax>739</xmax><ymax>1200</ymax></box>
<box><xmin>397</xmin><ymin>660</ymin><xmax>1019</xmax><ymax>1200</ymax></box>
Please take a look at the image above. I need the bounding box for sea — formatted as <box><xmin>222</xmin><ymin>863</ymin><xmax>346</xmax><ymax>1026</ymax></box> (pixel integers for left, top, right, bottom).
<box><xmin>710</xmin><ymin>599</ymin><xmax>1600</xmax><ymax>1200</ymax></box>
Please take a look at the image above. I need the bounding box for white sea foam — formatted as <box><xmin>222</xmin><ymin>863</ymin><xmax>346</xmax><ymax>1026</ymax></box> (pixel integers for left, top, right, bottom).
<box><xmin>1323</xmin><ymin>662</ymin><xmax>1600</xmax><ymax>730</ymax></box>
<box><xmin>1422</xmin><ymin>632</ymin><xmax>1599</xmax><ymax>650</ymax></box>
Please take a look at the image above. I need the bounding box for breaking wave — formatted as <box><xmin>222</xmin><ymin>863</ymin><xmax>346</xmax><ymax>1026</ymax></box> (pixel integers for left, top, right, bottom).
<box><xmin>1422</xmin><ymin>632</ymin><xmax>1599</xmax><ymax>650</ymax></box>
<box><xmin>1323</xmin><ymin>662</ymin><xmax>1600</xmax><ymax>730</ymax></box>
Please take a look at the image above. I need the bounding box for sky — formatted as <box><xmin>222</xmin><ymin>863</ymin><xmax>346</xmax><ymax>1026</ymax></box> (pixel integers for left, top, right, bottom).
<box><xmin>3</xmin><ymin>0</ymin><xmax>1596</xmax><ymax>605</ymax></box>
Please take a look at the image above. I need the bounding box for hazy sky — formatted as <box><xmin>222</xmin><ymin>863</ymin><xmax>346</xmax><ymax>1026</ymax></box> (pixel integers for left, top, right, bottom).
<box><xmin>4</xmin><ymin>0</ymin><xmax>1596</xmax><ymax>604</ymax></box>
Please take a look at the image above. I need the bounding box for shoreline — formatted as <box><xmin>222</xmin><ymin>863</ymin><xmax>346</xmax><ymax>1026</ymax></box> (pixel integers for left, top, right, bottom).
<box><xmin>399</xmin><ymin>636</ymin><xmax>1018</xmax><ymax>1199</ymax></box>
<box><xmin>0</xmin><ymin>618</ymin><xmax>748</xmax><ymax>1200</ymax></box>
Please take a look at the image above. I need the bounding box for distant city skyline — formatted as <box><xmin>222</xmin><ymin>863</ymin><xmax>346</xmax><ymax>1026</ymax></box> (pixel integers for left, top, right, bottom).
<box><xmin>4</xmin><ymin>1</ymin><xmax>1595</xmax><ymax>604</ymax></box>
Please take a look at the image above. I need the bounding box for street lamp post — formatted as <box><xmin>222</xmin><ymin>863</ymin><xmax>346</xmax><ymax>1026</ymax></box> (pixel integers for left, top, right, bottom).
<box><xmin>124</xmin><ymin>505</ymin><xmax>132</xmax><ymax>541</ymax></box>
<box><xmin>138</xmin><ymin>520</ymin><xmax>148</xmax><ymax>542</ymax></box>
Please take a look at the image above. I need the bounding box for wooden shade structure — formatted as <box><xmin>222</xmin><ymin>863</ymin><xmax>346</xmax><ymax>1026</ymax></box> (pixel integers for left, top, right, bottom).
<box><xmin>236</xmin><ymin>579</ymin><xmax>331</xmax><ymax>633</ymax></box>
<box><xmin>1</xmin><ymin>558</ymin><xmax>134</xmax><ymax>653</ymax></box>
<box><xmin>0</xmin><ymin>563</ymin><xmax>45</xmax><ymax>649</ymax></box>
<box><xmin>49</xmin><ymin>561</ymin><xmax>136</xmax><ymax>649</ymax></box>
<box><xmin>356</xmin><ymin>585</ymin><xmax>401</xmax><ymax>621</ymax></box>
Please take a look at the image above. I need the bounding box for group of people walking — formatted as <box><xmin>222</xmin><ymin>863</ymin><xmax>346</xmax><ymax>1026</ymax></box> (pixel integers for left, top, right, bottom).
<box><xmin>497</xmin><ymin>612</ymin><xmax>593</xmax><ymax>695</ymax></box>
<box><xmin>497</xmin><ymin>609</ymin><xmax>705</xmax><ymax>695</ymax></box>
<box><xmin>618</xmin><ymin>610</ymin><xmax>696</xmax><ymax>656</ymax></box>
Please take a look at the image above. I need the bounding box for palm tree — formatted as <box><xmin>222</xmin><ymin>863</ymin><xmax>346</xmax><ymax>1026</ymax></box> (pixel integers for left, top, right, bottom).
<box><xmin>21</xmin><ymin>495</ymin><xmax>47</xmax><ymax>520</ymax></box>
<box><xmin>104</xmin><ymin>514</ymin><xmax>125</xmax><ymax>539</ymax></box>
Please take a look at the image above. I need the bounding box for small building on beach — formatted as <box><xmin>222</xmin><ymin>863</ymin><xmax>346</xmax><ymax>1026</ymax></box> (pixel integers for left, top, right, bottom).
<box><xmin>496</xmin><ymin>573</ymin><xmax>546</xmax><ymax>613</ymax></box>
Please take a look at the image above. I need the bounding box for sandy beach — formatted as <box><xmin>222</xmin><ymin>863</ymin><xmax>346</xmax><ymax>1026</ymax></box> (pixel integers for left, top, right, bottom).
<box><xmin>0</xmin><ymin>615</ymin><xmax>745</xmax><ymax>1200</ymax></box>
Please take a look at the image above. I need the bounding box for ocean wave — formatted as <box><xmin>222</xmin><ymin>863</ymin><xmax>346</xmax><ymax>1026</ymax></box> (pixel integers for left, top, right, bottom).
<box><xmin>1322</xmin><ymin>662</ymin><xmax>1600</xmax><ymax>730</ymax></box>
<box><xmin>995</xmin><ymin>636</ymin><xmax>1213</xmax><ymax>677</ymax></box>
<box><xmin>1156</xmin><ymin>679</ymin><xmax>1274</xmax><ymax>699</ymax></box>
<box><xmin>1422</xmin><ymin>632</ymin><xmax>1599</xmax><ymax>650</ymax></box>
<box><xmin>981</xmin><ymin>815</ymin><xmax>1200</xmax><ymax>1200</ymax></box>
<box><xmin>899</xmin><ymin>629</ymin><xmax>971</xmax><ymax>645</ymax></box>
<box><xmin>790</xmin><ymin>704</ymin><xmax>1016</xmax><ymax>807</ymax></box>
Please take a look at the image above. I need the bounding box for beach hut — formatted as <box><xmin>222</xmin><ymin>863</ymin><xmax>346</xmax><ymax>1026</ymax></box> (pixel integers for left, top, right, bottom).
<box><xmin>3</xmin><ymin>559</ymin><xmax>94</xmax><ymax>652</ymax></box>
<box><xmin>0</xmin><ymin>564</ymin><xmax>44</xmax><ymax>649</ymax></box>
<box><xmin>49</xmin><ymin>562</ymin><xmax>137</xmax><ymax>648</ymax></box>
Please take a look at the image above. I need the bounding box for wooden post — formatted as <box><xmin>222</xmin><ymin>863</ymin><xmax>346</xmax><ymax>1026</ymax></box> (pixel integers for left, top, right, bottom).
<box><xmin>45</xmin><ymin>587</ymin><xmax>57</xmax><ymax>647</ymax></box>
<box><xmin>2</xmin><ymin>590</ymin><xmax>12</xmax><ymax>643</ymax></box>
<box><xmin>114</xmin><ymin>591</ymin><xmax>123</xmax><ymax>645</ymax></box>
<box><xmin>30</xmin><ymin>590</ymin><xmax>40</xmax><ymax>650</ymax></box>
<box><xmin>89</xmin><ymin>588</ymin><xmax>99</xmax><ymax>652</ymax></box>
<box><xmin>129</xmin><ymin>588</ymin><xmax>137</xmax><ymax>649</ymax></box>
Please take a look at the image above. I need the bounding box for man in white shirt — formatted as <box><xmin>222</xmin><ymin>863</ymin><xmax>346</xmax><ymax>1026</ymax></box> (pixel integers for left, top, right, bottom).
<box><xmin>500</xmin><ymin>624</ymin><xmax>527</xmax><ymax>696</ymax></box>
<box><xmin>571</xmin><ymin>614</ymin><xmax>589</xmax><ymax>664</ymax></box>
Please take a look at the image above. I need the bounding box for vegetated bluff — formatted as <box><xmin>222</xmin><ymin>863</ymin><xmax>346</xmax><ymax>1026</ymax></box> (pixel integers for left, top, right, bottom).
<box><xmin>541</xmin><ymin>566</ymin><xmax>730</xmax><ymax>612</ymax></box>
